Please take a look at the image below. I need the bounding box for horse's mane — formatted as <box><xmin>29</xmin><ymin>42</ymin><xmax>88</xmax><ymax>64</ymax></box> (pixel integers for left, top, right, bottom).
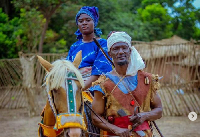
<box><xmin>45</xmin><ymin>59</ymin><xmax>84</xmax><ymax>90</ymax></box>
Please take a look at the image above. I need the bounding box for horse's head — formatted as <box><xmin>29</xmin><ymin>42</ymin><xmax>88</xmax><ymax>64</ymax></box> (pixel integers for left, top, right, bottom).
<box><xmin>38</xmin><ymin>51</ymin><xmax>86</xmax><ymax>137</ymax></box>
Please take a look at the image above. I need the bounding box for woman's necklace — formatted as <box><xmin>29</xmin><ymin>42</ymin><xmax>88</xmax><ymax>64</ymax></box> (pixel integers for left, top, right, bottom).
<box><xmin>113</xmin><ymin>69</ymin><xmax>140</xmax><ymax>107</ymax></box>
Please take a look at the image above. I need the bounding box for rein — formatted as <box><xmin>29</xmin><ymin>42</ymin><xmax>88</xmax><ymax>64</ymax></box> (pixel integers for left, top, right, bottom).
<box><xmin>84</xmin><ymin>101</ymin><xmax>116</xmax><ymax>134</ymax></box>
<box><xmin>45</xmin><ymin>70</ymin><xmax>116</xmax><ymax>136</ymax></box>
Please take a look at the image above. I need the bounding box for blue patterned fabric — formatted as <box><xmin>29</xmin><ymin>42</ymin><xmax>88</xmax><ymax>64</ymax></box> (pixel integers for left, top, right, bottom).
<box><xmin>76</xmin><ymin>6</ymin><xmax>99</xmax><ymax>27</ymax></box>
<box><xmin>91</xmin><ymin>72</ymin><xmax>138</xmax><ymax>95</ymax></box>
<box><xmin>66</xmin><ymin>38</ymin><xmax>112</xmax><ymax>76</ymax></box>
<box><xmin>75</xmin><ymin>6</ymin><xmax>102</xmax><ymax>39</ymax></box>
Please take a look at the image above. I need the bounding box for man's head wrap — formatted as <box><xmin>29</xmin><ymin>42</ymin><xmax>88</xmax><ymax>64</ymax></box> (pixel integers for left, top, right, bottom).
<box><xmin>75</xmin><ymin>6</ymin><xmax>102</xmax><ymax>39</ymax></box>
<box><xmin>107</xmin><ymin>32</ymin><xmax>145</xmax><ymax>76</ymax></box>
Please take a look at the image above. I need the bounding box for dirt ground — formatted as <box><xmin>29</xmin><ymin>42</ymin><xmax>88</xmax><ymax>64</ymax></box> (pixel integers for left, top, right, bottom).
<box><xmin>0</xmin><ymin>108</ymin><xmax>200</xmax><ymax>137</ymax></box>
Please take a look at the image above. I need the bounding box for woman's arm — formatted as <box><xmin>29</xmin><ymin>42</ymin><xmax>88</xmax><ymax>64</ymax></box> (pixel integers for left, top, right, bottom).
<box><xmin>82</xmin><ymin>75</ymin><xmax>99</xmax><ymax>90</ymax></box>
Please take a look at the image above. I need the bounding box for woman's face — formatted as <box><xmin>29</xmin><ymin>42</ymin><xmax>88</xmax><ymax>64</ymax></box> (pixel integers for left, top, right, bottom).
<box><xmin>77</xmin><ymin>14</ymin><xmax>94</xmax><ymax>35</ymax></box>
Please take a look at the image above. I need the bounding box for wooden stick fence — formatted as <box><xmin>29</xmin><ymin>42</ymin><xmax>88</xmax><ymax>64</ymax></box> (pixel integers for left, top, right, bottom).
<box><xmin>0</xmin><ymin>43</ymin><xmax>199</xmax><ymax>116</ymax></box>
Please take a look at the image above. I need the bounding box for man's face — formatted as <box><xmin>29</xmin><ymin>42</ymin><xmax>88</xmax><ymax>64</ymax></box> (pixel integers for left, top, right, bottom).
<box><xmin>109</xmin><ymin>42</ymin><xmax>131</xmax><ymax>66</ymax></box>
<box><xmin>77</xmin><ymin>14</ymin><xmax>94</xmax><ymax>35</ymax></box>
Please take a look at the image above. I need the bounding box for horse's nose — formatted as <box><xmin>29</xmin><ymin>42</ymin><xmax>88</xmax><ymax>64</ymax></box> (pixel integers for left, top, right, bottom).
<box><xmin>66</xmin><ymin>128</ymin><xmax>82</xmax><ymax>137</ymax></box>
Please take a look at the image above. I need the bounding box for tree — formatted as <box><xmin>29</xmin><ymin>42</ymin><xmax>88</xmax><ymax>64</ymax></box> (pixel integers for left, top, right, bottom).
<box><xmin>12</xmin><ymin>0</ymin><xmax>74</xmax><ymax>53</ymax></box>
<box><xmin>18</xmin><ymin>8</ymin><xmax>45</xmax><ymax>53</ymax></box>
<box><xmin>138</xmin><ymin>3</ymin><xmax>173</xmax><ymax>41</ymax></box>
<box><xmin>0</xmin><ymin>8</ymin><xmax>21</xmax><ymax>58</ymax></box>
<box><xmin>47</xmin><ymin>3</ymin><xmax>82</xmax><ymax>52</ymax></box>
<box><xmin>170</xmin><ymin>0</ymin><xmax>200</xmax><ymax>40</ymax></box>
<box><xmin>1</xmin><ymin>0</ymin><xmax>199</xmax><ymax>58</ymax></box>
<box><xmin>0</xmin><ymin>0</ymin><xmax>12</xmax><ymax>17</ymax></box>
<box><xmin>77</xmin><ymin>0</ymin><xmax>170</xmax><ymax>41</ymax></box>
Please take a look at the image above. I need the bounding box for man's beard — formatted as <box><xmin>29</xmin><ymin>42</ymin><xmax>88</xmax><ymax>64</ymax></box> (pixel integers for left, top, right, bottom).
<box><xmin>117</xmin><ymin>60</ymin><xmax>128</xmax><ymax>66</ymax></box>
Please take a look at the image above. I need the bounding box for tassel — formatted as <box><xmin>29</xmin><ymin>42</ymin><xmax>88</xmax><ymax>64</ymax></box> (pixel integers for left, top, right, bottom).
<box><xmin>145</xmin><ymin>76</ymin><xmax>149</xmax><ymax>85</ymax></box>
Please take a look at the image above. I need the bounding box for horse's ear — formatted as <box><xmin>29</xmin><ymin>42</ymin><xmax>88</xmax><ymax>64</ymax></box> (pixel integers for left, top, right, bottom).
<box><xmin>72</xmin><ymin>51</ymin><xmax>82</xmax><ymax>68</ymax></box>
<box><xmin>37</xmin><ymin>55</ymin><xmax>53</xmax><ymax>72</ymax></box>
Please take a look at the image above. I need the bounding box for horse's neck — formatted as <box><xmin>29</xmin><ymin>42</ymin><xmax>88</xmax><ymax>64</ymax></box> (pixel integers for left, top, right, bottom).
<box><xmin>43</xmin><ymin>100</ymin><xmax>56</xmax><ymax>126</ymax></box>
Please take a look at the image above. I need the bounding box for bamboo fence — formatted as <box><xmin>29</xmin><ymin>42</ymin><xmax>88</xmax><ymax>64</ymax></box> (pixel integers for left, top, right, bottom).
<box><xmin>0</xmin><ymin>41</ymin><xmax>199</xmax><ymax>116</ymax></box>
<box><xmin>0</xmin><ymin>53</ymin><xmax>67</xmax><ymax>115</ymax></box>
<box><xmin>134</xmin><ymin>41</ymin><xmax>200</xmax><ymax>116</ymax></box>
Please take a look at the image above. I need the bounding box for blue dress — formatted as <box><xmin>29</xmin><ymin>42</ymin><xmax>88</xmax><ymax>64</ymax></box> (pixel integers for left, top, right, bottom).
<box><xmin>67</xmin><ymin>39</ymin><xmax>112</xmax><ymax>137</ymax></box>
<box><xmin>67</xmin><ymin>38</ymin><xmax>112</xmax><ymax>75</ymax></box>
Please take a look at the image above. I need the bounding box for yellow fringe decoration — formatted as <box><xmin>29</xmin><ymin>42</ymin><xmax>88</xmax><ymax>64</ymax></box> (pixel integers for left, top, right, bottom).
<box><xmin>152</xmin><ymin>74</ymin><xmax>160</xmax><ymax>92</ymax></box>
<box><xmin>82</xmin><ymin>91</ymin><xmax>93</xmax><ymax>102</ymax></box>
<box><xmin>151</xmin><ymin>74</ymin><xmax>160</xmax><ymax>102</ymax></box>
<box><xmin>38</xmin><ymin>123</ymin><xmax>63</xmax><ymax>137</ymax></box>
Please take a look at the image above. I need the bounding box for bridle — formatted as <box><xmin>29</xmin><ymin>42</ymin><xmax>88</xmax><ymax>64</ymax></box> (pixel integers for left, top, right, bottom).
<box><xmin>45</xmin><ymin>71</ymin><xmax>86</xmax><ymax>131</ymax></box>
<box><xmin>45</xmin><ymin>71</ymin><xmax>133</xmax><ymax>137</ymax></box>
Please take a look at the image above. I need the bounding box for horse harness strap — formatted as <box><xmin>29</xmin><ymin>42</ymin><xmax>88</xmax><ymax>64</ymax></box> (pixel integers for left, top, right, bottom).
<box><xmin>45</xmin><ymin>72</ymin><xmax>78</xmax><ymax>119</ymax></box>
<box><xmin>39</xmin><ymin>72</ymin><xmax>86</xmax><ymax>137</ymax></box>
<box><xmin>66</xmin><ymin>72</ymin><xmax>76</xmax><ymax>113</ymax></box>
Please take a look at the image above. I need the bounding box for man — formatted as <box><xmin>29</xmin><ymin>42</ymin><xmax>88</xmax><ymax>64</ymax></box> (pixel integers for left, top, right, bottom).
<box><xmin>91</xmin><ymin>31</ymin><xmax>162</xmax><ymax>137</ymax></box>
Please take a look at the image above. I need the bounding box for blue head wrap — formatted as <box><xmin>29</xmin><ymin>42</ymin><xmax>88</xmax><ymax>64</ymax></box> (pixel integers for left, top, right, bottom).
<box><xmin>75</xmin><ymin>6</ymin><xmax>102</xmax><ymax>39</ymax></box>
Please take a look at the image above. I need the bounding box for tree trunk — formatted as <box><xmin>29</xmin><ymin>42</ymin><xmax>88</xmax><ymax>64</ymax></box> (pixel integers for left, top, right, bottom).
<box><xmin>38</xmin><ymin>2</ymin><xmax>62</xmax><ymax>53</ymax></box>
<box><xmin>0</xmin><ymin>0</ymin><xmax>10</xmax><ymax>15</ymax></box>
<box><xmin>38</xmin><ymin>18</ymin><xmax>49</xmax><ymax>53</ymax></box>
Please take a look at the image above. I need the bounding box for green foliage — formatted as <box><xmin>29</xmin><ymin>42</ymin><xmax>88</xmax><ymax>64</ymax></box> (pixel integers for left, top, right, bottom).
<box><xmin>0</xmin><ymin>0</ymin><xmax>200</xmax><ymax>59</ymax></box>
<box><xmin>138</xmin><ymin>3</ymin><xmax>173</xmax><ymax>41</ymax></box>
<box><xmin>171</xmin><ymin>1</ymin><xmax>200</xmax><ymax>40</ymax></box>
<box><xmin>141</xmin><ymin>0</ymin><xmax>177</xmax><ymax>8</ymax></box>
<box><xmin>44</xmin><ymin>38</ymin><xmax>68</xmax><ymax>53</ymax></box>
<box><xmin>47</xmin><ymin>3</ymin><xmax>82</xmax><ymax>51</ymax></box>
<box><xmin>80</xmin><ymin>0</ymin><xmax>150</xmax><ymax>41</ymax></box>
<box><xmin>12</xmin><ymin>0</ymin><xmax>76</xmax><ymax>53</ymax></box>
<box><xmin>0</xmin><ymin>8</ymin><xmax>21</xmax><ymax>59</ymax></box>
<box><xmin>17</xmin><ymin>8</ymin><xmax>44</xmax><ymax>52</ymax></box>
<box><xmin>12</xmin><ymin>0</ymin><xmax>69</xmax><ymax>10</ymax></box>
<box><xmin>43</xmin><ymin>29</ymin><xmax>68</xmax><ymax>53</ymax></box>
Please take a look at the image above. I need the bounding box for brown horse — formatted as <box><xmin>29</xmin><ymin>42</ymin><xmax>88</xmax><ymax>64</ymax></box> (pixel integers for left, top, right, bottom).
<box><xmin>38</xmin><ymin>51</ymin><xmax>87</xmax><ymax>137</ymax></box>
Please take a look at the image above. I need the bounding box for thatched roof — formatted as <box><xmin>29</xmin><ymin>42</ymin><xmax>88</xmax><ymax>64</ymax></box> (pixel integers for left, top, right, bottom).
<box><xmin>132</xmin><ymin>35</ymin><xmax>195</xmax><ymax>60</ymax></box>
<box><xmin>152</xmin><ymin>35</ymin><xmax>189</xmax><ymax>45</ymax></box>
<box><xmin>173</xmin><ymin>50</ymin><xmax>200</xmax><ymax>66</ymax></box>
<box><xmin>134</xmin><ymin>43</ymin><xmax>193</xmax><ymax>60</ymax></box>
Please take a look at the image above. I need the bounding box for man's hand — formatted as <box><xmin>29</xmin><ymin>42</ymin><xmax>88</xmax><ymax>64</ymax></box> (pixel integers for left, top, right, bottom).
<box><xmin>114</xmin><ymin>127</ymin><xmax>131</xmax><ymax>137</ymax></box>
<box><xmin>129</xmin><ymin>113</ymin><xmax>147</xmax><ymax>128</ymax></box>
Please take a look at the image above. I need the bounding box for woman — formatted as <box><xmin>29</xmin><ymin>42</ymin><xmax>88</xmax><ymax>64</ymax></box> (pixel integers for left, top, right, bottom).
<box><xmin>67</xmin><ymin>6</ymin><xmax>112</xmax><ymax>91</ymax></box>
<box><xmin>66</xmin><ymin>6</ymin><xmax>112</xmax><ymax>136</ymax></box>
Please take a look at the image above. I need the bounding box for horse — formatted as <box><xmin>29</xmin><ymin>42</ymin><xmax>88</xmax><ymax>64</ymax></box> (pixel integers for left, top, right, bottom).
<box><xmin>38</xmin><ymin>51</ymin><xmax>87</xmax><ymax>137</ymax></box>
